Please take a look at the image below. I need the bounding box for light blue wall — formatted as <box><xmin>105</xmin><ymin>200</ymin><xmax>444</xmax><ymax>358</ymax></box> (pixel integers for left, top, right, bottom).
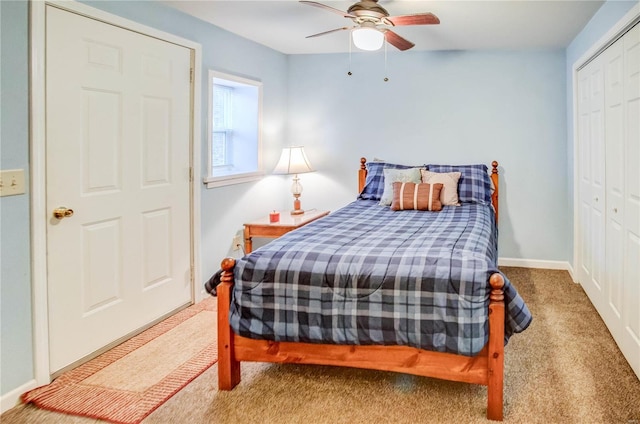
<box><xmin>287</xmin><ymin>50</ymin><xmax>568</xmax><ymax>261</ymax></box>
<box><xmin>565</xmin><ymin>0</ymin><xmax>637</xmax><ymax>267</ymax></box>
<box><xmin>1</xmin><ymin>0</ymin><xmax>34</xmax><ymax>397</ymax></box>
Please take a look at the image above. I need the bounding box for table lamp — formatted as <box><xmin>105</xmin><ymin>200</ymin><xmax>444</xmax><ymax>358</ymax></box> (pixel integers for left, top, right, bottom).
<box><xmin>273</xmin><ymin>146</ymin><xmax>314</xmax><ymax>215</ymax></box>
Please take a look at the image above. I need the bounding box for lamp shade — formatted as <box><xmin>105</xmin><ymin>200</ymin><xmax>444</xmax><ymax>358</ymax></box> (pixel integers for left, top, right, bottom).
<box><xmin>273</xmin><ymin>146</ymin><xmax>314</xmax><ymax>175</ymax></box>
<box><xmin>352</xmin><ymin>27</ymin><xmax>384</xmax><ymax>51</ymax></box>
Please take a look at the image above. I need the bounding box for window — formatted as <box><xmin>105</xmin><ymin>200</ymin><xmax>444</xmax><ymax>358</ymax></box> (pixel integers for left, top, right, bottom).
<box><xmin>205</xmin><ymin>71</ymin><xmax>263</xmax><ymax>187</ymax></box>
<box><xmin>211</xmin><ymin>84</ymin><xmax>233</xmax><ymax>168</ymax></box>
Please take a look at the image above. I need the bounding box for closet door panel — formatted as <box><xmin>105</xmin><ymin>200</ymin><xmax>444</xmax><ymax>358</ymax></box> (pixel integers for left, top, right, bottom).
<box><xmin>625</xmin><ymin>25</ymin><xmax>640</xmax><ymax>222</ymax></box>
<box><xmin>578</xmin><ymin>69</ymin><xmax>594</xmax><ymax>288</ymax></box>
<box><xmin>622</xmin><ymin>23</ymin><xmax>640</xmax><ymax>375</ymax></box>
<box><xmin>604</xmin><ymin>39</ymin><xmax>625</xmax><ymax>330</ymax></box>
<box><xmin>588</xmin><ymin>59</ymin><xmax>607</xmax><ymax>307</ymax></box>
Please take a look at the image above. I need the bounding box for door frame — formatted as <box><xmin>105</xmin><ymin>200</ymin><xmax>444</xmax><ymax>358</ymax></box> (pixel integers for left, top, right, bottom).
<box><xmin>30</xmin><ymin>0</ymin><xmax>202</xmax><ymax>387</ymax></box>
<box><xmin>571</xmin><ymin>3</ymin><xmax>640</xmax><ymax>282</ymax></box>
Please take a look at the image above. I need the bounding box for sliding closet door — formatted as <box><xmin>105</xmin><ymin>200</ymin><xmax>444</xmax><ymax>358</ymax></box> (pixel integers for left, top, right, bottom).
<box><xmin>577</xmin><ymin>22</ymin><xmax>639</xmax><ymax>380</ymax></box>
<box><xmin>621</xmin><ymin>23</ymin><xmax>639</xmax><ymax>378</ymax></box>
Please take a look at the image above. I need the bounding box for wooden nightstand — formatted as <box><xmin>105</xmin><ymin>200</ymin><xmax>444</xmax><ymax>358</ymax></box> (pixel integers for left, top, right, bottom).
<box><xmin>243</xmin><ymin>209</ymin><xmax>329</xmax><ymax>254</ymax></box>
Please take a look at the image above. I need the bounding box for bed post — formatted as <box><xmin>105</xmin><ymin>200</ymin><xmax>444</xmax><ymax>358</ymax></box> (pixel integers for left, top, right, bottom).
<box><xmin>491</xmin><ymin>161</ymin><xmax>499</xmax><ymax>224</ymax></box>
<box><xmin>487</xmin><ymin>273</ymin><xmax>505</xmax><ymax>421</ymax></box>
<box><xmin>359</xmin><ymin>157</ymin><xmax>367</xmax><ymax>193</ymax></box>
<box><xmin>218</xmin><ymin>258</ymin><xmax>241</xmax><ymax>390</ymax></box>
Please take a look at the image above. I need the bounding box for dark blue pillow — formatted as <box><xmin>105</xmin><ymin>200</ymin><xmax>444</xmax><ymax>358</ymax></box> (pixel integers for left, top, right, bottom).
<box><xmin>359</xmin><ymin>162</ymin><xmax>418</xmax><ymax>201</ymax></box>
<box><xmin>426</xmin><ymin>164</ymin><xmax>492</xmax><ymax>205</ymax></box>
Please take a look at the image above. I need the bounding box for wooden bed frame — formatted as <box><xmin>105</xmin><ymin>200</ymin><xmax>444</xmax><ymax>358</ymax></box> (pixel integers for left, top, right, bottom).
<box><xmin>217</xmin><ymin>159</ymin><xmax>505</xmax><ymax>420</ymax></box>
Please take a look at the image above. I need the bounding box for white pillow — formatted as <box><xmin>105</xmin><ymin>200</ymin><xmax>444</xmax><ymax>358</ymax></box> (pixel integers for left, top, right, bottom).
<box><xmin>379</xmin><ymin>167</ymin><xmax>422</xmax><ymax>206</ymax></box>
<box><xmin>420</xmin><ymin>169</ymin><xmax>462</xmax><ymax>206</ymax></box>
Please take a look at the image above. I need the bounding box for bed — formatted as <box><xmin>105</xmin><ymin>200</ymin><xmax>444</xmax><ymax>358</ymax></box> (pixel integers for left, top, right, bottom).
<box><xmin>215</xmin><ymin>158</ymin><xmax>531</xmax><ymax>421</ymax></box>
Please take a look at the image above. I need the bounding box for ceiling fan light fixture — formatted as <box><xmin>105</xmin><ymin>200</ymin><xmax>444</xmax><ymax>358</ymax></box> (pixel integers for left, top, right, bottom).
<box><xmin>352</xmin><ymin>27</ymin><xmax>384</xmax><ymax>51</ymax></box>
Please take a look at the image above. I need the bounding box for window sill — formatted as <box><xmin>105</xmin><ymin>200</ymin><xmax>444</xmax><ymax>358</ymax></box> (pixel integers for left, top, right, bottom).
<box><xmin>204</xmin><ymin>171</ymin><xmax>264</xmax><ymax>188</ymax></box>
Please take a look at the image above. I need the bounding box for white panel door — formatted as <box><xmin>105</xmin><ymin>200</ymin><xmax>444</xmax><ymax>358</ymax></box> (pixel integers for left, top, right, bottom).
<box><xmin>621</xmin><ymin>23</ymin><xmax>640</xmax><ymax>379</ymax></box>
<box><xmin>46</xmin><ymin>6</ymin><xmax>192</xmax><ymax>373</ymax></box>
<box><xmin>578</xmin><ymin>54</ymin><xmax>606</xmax><ymax>311</ymax></box>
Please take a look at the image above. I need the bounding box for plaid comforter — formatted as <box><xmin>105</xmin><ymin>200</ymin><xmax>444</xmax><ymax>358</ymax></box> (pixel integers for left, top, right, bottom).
<box><xmin>230</xmin><ymin>200</ymin><xmax>531</xmax><ymax>356</ymax></box>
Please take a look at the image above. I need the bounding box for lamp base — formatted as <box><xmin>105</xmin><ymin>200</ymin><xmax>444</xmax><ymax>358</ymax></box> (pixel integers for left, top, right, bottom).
<box><xmin>291</xmin><ymin>197</ymin><xmax>304</xmax><ymax>215</ymax></box>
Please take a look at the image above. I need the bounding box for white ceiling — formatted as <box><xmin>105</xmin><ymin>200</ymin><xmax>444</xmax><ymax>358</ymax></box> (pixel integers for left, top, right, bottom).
<box><xmin>162</xmin><ymin>0</ymin><xmax>605</xmax><ymax>55</ymax></box>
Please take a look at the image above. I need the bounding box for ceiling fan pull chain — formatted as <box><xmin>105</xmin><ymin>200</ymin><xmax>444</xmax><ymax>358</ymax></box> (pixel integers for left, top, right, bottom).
<box><xmin>384</xmin><ymin>41</ymin><xmax>389</xmax><ymax>82</ymax></box>
<box><xmin>348</xmin><ymin>31</ymin><xmax>353</xmax><ymax>76</ymax></box>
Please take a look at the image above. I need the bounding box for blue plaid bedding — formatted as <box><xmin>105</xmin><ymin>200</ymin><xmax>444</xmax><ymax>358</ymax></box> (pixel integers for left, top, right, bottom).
<box><xmin>230</xmin><ymin>200</ymin><xmax>531</xmax><ymax>356</ymax></box>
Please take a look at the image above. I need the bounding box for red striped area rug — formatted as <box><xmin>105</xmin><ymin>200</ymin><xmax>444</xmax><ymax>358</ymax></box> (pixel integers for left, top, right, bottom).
<box><xmin>22</xmin><ymin>297</ymin><xmax>217</xmax><ymax>424</ymax></box>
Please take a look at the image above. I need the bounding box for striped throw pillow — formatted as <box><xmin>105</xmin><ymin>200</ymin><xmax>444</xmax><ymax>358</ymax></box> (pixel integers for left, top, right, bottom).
<box><xmin>390</xmin><ymin>182</ymin><xmax>443</xmax><ymax>211</ymax></box>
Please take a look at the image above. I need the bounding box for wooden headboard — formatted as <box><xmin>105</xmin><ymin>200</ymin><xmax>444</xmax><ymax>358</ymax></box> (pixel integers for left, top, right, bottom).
<box><xmin>358</xmin><ymin>157</ymin><xmax>500</xmax><ymax>223</ymax></box>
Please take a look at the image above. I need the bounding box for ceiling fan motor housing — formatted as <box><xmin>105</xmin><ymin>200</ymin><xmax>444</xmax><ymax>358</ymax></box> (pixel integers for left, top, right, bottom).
<box><xmin>347</xmin><ymin>0</ymin><xmax>389</xmax><ymax>22</ymax></box>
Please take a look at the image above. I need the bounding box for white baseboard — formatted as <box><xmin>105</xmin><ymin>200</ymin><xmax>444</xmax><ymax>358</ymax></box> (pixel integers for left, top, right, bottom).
<box><xmin>1</xmin><ymin>379</ymin><xmax>36</xmax><ymax>414</ymax></box>
<box><xmin>498</xmin><ymin>257</ymin><xmax>572</xmax><ymax>272</ymax></box>
<box><xmin>566</xmin><ymin>263</ymin><xmax>577</xmax><ymax>282</ymax></box>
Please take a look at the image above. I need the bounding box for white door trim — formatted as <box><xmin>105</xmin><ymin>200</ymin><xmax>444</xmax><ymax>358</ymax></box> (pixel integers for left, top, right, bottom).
<box><xmin>571</xmin><ymin>3</ymin><xmax>640</xmax><ymax>282</ymax></box>
<box><xmin>29</xmin><ymin>0</ymin><xmax>202</xmax><ymax>387</ymax></box>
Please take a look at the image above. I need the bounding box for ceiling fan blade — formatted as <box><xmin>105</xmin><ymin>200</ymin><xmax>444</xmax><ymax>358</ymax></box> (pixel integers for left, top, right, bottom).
<box><xmin>306</xmin><ymin>27</ymin><xmax>353</xmax><ymax>38</ymax></box>
<box><xmin>386</xmin><ymin>13</ymin><xmax>440</xmax><ymax>26</ymax></box>
<box><xmin>384</xmin><ymin>30</ymin><xmax>415</xmax><ymax>51</ymax></box>
<box><xmin>300</xmin><ymin>1</ymin><xmax>356</xmax><ymax>18</ymax></box>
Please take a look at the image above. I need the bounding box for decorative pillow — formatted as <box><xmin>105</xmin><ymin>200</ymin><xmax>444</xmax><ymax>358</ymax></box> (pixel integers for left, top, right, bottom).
<box><xmin>379</xmin><ymin>167</ymin><xmax>422</xmax><ymax>206</ymax></box>
<box><xmin>359</xmin><ymin>161</ymin><xmax>418</xmax><ymax>201</ymax></box>
<box><xmin>420</xmin><ymin>169</ymin><xmax>462</xmax><ymax>206</ymax></box>
<box><xmin>426</xmin><ymin>164</ymin><xmax>492</xmax><ymax>205</ymax></box>
<box><xmin>390</xmin><ymin>182</ymin><xmax>443</xmax><ymax>211</ymax></box>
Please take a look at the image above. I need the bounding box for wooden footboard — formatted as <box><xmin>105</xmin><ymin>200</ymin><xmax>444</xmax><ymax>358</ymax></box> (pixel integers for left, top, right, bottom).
<box><xmin>217</xmin><ymin>258</ymin><xmax>506</xmax><ymax>421</ymax></box>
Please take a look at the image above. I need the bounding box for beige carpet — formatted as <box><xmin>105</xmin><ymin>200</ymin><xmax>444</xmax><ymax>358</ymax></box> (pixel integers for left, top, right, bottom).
<box><xmin>19</xmin><ymin>297</ymin><xmax>217</xmax><ymax>424</ymax></box>
<box><xmin>203</xmin><ymin>268</ymin><xmax>640</xmax><ymax>423</ymax></box>
<box><xmin>4</xmin><ymin>268</ymin><xmax>640</xmax><ymax>423</ymax></box>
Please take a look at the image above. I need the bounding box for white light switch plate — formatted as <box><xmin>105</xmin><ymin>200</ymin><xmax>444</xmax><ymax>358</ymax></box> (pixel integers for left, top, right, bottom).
<box><xmin>0</xmin><ymin>169</ymin><xmax>26</xmax><ymax>197</ymax></box>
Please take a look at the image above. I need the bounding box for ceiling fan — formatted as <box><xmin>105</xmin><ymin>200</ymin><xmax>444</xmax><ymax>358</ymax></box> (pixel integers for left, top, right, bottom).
<box><xmin>301</xmin><ymin>0</ymin><xmax>440</xmax><ymax>51</ymax></box>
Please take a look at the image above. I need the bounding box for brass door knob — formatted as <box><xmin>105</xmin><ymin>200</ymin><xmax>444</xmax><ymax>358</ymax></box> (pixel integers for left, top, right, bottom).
<box><xmin>53</xmin><ymin>207</ymin><xmax>74</xmax><ymax>219</ymax></box>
